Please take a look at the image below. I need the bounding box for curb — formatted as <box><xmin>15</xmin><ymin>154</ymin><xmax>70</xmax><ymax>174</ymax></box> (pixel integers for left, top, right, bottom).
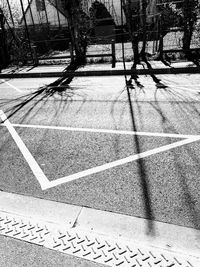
<box><xmin>0</xmin><ymin>191</ymin><xmax>200</xmax><ymax>259</ymax></box>
<box><xmin>0</xmin><ymin>67</ymin><xmax>200</xmax><ymax>79</ymax></box>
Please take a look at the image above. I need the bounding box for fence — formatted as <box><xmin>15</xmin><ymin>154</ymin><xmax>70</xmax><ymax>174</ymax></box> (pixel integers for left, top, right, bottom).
<box><xmin>0</xmin><ymin>0</ymin><xmax>199</xmax><ymax>67</ymax></box>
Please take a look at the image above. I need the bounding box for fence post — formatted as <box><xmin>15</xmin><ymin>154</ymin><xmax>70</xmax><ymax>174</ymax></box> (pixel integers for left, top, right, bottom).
<box><xmin>111</xmin><ymin>40</ymin><xmax>116</xmax><ymax>68</ymax></box>
<box><xmin>31</xmin><ymin>45</ymin><xmax>38</xmax><ymax>66</ymax></box>
<box><xmin>69</xmin><ymin>42</ymin><xmax>74</xmax><ymax>63</ymax></box>
<box><xmin>0</xmin><ymin>47</ymin><xmax>3</xmax><ymax>73</ymax></box>
<box><xmin>0</xmin><ymin>10</ymin><xmax>8</xmax><ymax>69</ymax></box>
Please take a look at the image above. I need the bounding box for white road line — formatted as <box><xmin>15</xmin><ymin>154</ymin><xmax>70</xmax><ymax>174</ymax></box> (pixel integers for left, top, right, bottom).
<box><xmin>1</xmin><ymin>114</ymin><xmax>200</xmax><ymax>191</ymax></box>
<box><xmin>44</xmin><ymin>136</ymin><xmax>200</xmax><ymax>190</ymax></box>
<box><xmin>10</xmin><ymin>123</ymin><xmax>200</xmax><ymax>139</ymax></box>
<box><xmin>1</xmin><ymin>79</ymin><xmax>23</xmax><ymax>93</ymax></box>
<box><xmin>0</xmin><ymin>110</ymin><xmax>49</xmax><ymax>190</ymax></box>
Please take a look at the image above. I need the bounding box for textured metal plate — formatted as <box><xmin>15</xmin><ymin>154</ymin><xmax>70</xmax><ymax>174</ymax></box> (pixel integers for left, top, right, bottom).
<box><xmin>0</xmin><ymin>211</ymin><xmax>199</xmax><ymax>267</ymax></box>
<box><xmin>0</xmin><ymin>213</ymin><xmax>50</xmax><ymax>246</ymax></box>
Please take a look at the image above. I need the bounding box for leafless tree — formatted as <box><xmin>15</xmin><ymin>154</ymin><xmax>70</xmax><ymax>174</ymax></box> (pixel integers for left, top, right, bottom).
<box><xmin>0</xmin><ymin>0</ymin><xmax>21</xmax><ymax>26</ymax></box>
<box><xmin>140</xmin><ymin>0</ymin><xmax>148</xmax><ymax>60</ymax></box>
<box><xmin>0</xmin><ymin>7</ymin><xmax>9</xmax><ymax>68</ymax></box>
<box><xmin>122</xmin><ymin>0</ymin><xmax>140</xmax><ymax>69</ymax></box>
<box><xmin>48</xmin><ymin>0</ymin><xmax>90</xmax><ymax>88</ymax></box>
<box><xmin>182</xmin><ymin>0</ymin><xmax>199</xmax><ymax>61</ymax></box>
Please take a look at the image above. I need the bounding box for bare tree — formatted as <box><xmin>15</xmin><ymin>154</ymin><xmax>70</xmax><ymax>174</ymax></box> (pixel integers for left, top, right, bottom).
<box><xmin>0</xmin><ymin>0</ymin><xmax>30</xmax><ymax>65</ymax></box>
<box><xmin>122</xmin><ymin>0</ymin><xmax>140</xmax><ymax>69</ymax></box>
<box><xmin>0</xmin><ymin>0</ymin><xmax>21</xmax><ymax>26</ymax></box>
<box><xmin>49</xmin><ymin>0</ymin><xmax>90</xmax><ymax>88</ymax></box>
<box><xmin>182</xmin><ymin>0</ymin><xmax>199</xmax><ymax>60</ymax></box>
<box><xmin>0</xmin><ymin>7</ymin><xmax>9</xmax><ymax>69</ymax></box>
<box><xmin>154</xmin><ymin>1</ymin><xmax>182</xmax><ymax>62</ymax></box>
<box><xmin>140</xmin><ymin>0</ymin><xmax>148</xmax><ymax>60</ymax></box>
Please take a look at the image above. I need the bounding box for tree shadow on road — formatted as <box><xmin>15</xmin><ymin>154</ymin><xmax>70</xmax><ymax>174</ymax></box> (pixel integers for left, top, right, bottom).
<box><xmin>110</xmin><ymin>80</ymin><xmax>156</xmax><ymax>235</ymax></box>
<box><xmin>110</xmin><ymin>71</ymin><xmax>169</xmax><ymax>235</ymax></box>
<box><xmin>110</xmin><ymin>75</ymin><xmax>200</xmax><ymax>235</ymax></box>
<box><xmin>0</xmin><ymin>84</ymin><xmax>87</xmax><ymax>125</ymax></box>
<box><xmin>150</xmin><ymin>86</ymin><xmax>200</xmax><ymax>231</ymax></box>
<box><xmin>128</xmin><ymin>60</ymin><xmax>168</xmax><ymax>91</ymax></box>
<box><xmin>172</xmin><ymin>146</ymin><xmax>200</xmax><ymax>230</ymax></box>
<box><xmin>126</xmin><ymin>84</ymin><xmax>155</xmax><ymax>235</ymax></box>
<box><xmin>153</xmin><ymin>84</ymin><xmax>200</xmax><ymax>132</ymax></box>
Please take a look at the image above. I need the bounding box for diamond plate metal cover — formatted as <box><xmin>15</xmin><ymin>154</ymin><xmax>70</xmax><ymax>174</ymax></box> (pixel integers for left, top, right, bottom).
<box><xmin>0</xmin><ymin>211</ymin><xmax>199</xmax><ymax>267</ymax></box>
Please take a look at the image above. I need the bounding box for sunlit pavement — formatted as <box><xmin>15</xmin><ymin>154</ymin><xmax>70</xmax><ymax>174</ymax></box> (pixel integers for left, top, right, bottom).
<box><xmin>0</xmin><ymin>62</ymin><xmax>200</xmax><ymax>266</ymax></box>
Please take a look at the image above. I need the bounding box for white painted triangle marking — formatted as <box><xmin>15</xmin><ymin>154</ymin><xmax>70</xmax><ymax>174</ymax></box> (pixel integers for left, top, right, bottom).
<box><xmin>10</xmin><ymin>123</ymin><xmax>200</xmax><ymax>139</ymax></box>
<box><xmin>1</xmin><ymin>110</ymin><xmax>200</xmax><ymax>191</ymax></box>
<box><xmin>0</xmin><ymin>110</ymin><xmax>49</xmax><ymax>190</ymax></box>
<box><xmin>1</xmin><ymin>79</ymin><xmax>23</xmax><ymax>93</ymax></box>
<box><xmin>43</xmin><ymin>136</ymin><xmax>200</xmax><ymax>190</ymax></box>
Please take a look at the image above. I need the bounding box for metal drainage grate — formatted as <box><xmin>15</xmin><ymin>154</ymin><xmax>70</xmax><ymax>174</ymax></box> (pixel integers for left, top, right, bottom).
<box><xmin>0</xmin><ymin>212</ymin><xmax>199</xmax><ymax>267</ymax></box>
<box><xmin>0</xmin><ymin>213</ymin><xmax>50</xmax><ymax>246</ymax></box>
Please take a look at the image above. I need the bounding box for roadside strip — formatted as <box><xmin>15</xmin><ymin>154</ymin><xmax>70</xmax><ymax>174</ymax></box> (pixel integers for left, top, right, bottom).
<box><xmin>0</xmin><ymin>191</ymin><xmax>199</xmax><ymax>266</ymax></box>
<box><xmin>0</xmin><ymin>66</ymin><xmax>200</xmax><ymax>79</ymax></box>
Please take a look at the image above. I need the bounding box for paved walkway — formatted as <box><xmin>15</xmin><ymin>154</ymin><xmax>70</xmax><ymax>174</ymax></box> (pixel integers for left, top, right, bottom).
<box><xmin>0</xmin><ymin>191</ymin><xmax>200</xmax><ymax>266</ymax></box>
<box><xmin>0</xmin><ymin>61</ymin><xmax>199</xmax><ymax>79</ymax></box>
<box><xmin>1</xmin><ymin>61</ymin><xmax>200</xmax><ymax>266</ymax></box>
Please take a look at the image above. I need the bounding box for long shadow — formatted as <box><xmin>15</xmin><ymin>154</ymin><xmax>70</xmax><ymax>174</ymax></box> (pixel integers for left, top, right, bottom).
<box><xmin>125</xmin><ymin>82</ymin><xmax>155</xmax><ymax>235</ymax></box>
<box><xmin>111</xmin><ymin>76</ymin><xmax>157</xmax><ymax>234</ymax></box>
<box><xmin>128</xmin><ymin>59</ymin><xmax>168</xmax><ymax>91</ymax></box>
<box><xmin>172</xmin><ymin>146</ymin><xmax>200</xmax><ymax>230</ymax></box>
<box><xmin>110</xmin><ymin>71</ymin><xmax>200</xmax><ymax>235</ymax></box>
<box><xmin>109</xmin><ymin>79</ymin><xmax>155</xmax><ymax>233</ymax></box>
<box><xmin>157</xmin><ymin>85</ymin><xmax>200</xmax><ymax>134</ymax></box>
<box><xmin>142</xmin><ymin>59</ymin><xmax>168</xmax><ymax>88</ymax></box>
<box><xmin>0</xmin><ymin>87</ymin><xmax>49</xmax><ymax>122</ymax></box>
<box><xmin>150</xmin><ymin>88</ymin><xmax>173</xmax><ymax>128</ymax></box>
<box><xmin>160</xmin><ymin>87</ymin><xmax>200</xmax><ymax>227</ymax></box>
<box><xmin>150</xmin><ymin>85</ymin><xmax>200</xmax><ymax>231</ymax></box>
<box><xmin>0</xmin><ymin>84</ymin><xmax>85</xmax><ymax>125</ymax></box>
<box><xmin>162</xmin><ymin>86</ymin><xmax>200</xmax><ymax>112</ymax></box>
<box><xmin>127</xmin><ymin>72</ymin><xmax>200</xmax><ymax>232</ymax></box>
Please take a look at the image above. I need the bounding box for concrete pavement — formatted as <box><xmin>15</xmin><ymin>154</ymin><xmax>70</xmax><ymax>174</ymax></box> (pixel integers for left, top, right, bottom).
<box><xmin>1</xmin><ymin>62</ymin><xmax>200</xmax><ymax>266</ymax></box>
<box><xmin>0</xmin><ymin>191</ymin><xmax>200</xmax><ymax>266</ymax></box>
<box><xmin>0</xmin><ymin>61</ymin><xmax>199</xmax><ymax>78</ymax></box>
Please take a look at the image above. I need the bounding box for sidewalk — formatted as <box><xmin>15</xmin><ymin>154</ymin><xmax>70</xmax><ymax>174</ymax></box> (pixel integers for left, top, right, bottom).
<box><xmin>0</xmin><ymin>191</ymin><xmax>200</xmax><ymax>267</ymax></box>
<box><xmin>0</xmin><ymin>61</ymin><xmax>199</xmax><ymax>79</ymax></box>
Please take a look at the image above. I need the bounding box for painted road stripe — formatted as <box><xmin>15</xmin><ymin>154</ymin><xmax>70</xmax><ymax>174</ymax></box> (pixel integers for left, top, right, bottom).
<box><xmin>0</xmin><ymin>110</ymin><xmax>49</xmax><ymax>190</ymax></box>
<box><xmin>10</xmin><ymin>123</ymin><xmax>200</xmax><ymax>139</ymax></box>
<box><xmin>1</xmin><ymin>79</ymin><xmax>23</xmax><ymax>93</ymax></box>
<box><xmin>1</xmin><ymin>113</ymin><xmax>200</xmax><ymax>190</ymax></box>
<box><xmin>44</xmin><ymin>136</ymin><xmax>200</xmax><ymax>190</ymax></box>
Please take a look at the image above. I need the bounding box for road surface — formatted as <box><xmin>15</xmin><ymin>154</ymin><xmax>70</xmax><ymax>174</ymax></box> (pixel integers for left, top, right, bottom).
<box><xmin>1</xmin><ymin>64</ymin><xmax>200</xmax><ymax>231</ymax></box>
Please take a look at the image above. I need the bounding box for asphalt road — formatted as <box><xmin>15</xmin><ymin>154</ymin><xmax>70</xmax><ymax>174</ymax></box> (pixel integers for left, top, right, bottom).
<box><xmin>0</xmin><ymin>235</ymin><xmax>104</xmax><ymax>267</ymax></box>
<box><xmin>1</xmin><ymin>68</ymin><xmax>200</xmax><ymax>230</ymax></box>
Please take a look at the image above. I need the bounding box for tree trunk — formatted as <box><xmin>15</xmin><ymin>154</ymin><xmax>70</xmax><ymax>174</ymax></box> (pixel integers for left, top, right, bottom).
<box><xmin>48</xmin><ymin>0</ymin><xmax>88</xmax><ymax>88</ymax></box>
<box><xmin>140</xmin><ymin>0</ymin><xmax>147</xmax><ymax>60</ymax></box>
<box><xmin>157</xmin><ymin>14</ymin><xmax>164</xmax><ymax>61</ymax></box>
<box><xmin>182</xmin><ymin>20</ymin><xmax>193</xmax><ymax>52</ymax></box>
<box><xmin>122</xmin><ymin>0</ymin><xmax>140</xmax><ymax>68</ymax></box>
<box><xmin>182</xmin><ymin>0</ymin><xmax>198</xmax><ymax>60</ymax></box>
<box><xmin>0</xmin><ymin>8</ymin><xmax>9</xmax><ymax>69</ymax></box>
